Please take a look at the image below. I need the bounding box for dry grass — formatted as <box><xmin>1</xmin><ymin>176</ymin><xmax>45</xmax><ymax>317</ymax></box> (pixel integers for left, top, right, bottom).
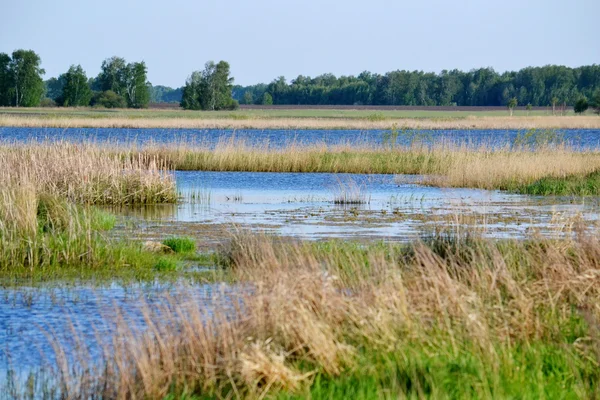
<box><xmin>420</xmin><ymin>146</ymin><xmax>600</xmax><ymax>190</ymax></box>
<box><xmin>42</xmin><ymin>229</ymin><xmax>600</xmax><ymax>398</ymax></box>
<box><xmin>1</xmin><ymin>114</ymin><xmax>600</xmax><ymax>129</ymax></box>
<box><xmin>0</xmin><ymin>142</ymin><xmax>176</xmax><ymax>206</ymax></box>
<box><xmin>0</xmin><ymin>142</ymin><xmax>177</xmax><ymax>272</ymax></box>
<box><xmin>121</xmin><ymin>140</ymin><xmax>600</xmax><ymax>191</ymax></box>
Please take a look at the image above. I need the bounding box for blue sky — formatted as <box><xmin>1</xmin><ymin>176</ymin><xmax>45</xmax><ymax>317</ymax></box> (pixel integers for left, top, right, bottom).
<box><xmin>1</xmin><ymin>0</ymin><xmax>598</xmax><ymax>87</ymax></box>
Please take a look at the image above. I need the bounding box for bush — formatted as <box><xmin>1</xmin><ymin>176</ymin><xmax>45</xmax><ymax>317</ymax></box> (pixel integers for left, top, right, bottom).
<box><xmin>162</xmin><ymin>236</ymin><xmax>196</xmax><ymax>253</ymax></box>
<box><xmin>91</xmin><ymin>90</ymin><xmax>127</xmax><ymax>108</ymax></box>
<box><xmin>39</xmin><ymin>98</ymin><xmax>56</xmax><ymax>107</ymax></box>
<box><xmin>574</xmin><ymin>97</ymin><xmax>589</xmax><ymax>114</ymax></box>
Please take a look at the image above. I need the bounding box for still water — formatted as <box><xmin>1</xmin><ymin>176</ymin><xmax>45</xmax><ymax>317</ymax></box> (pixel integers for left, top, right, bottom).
<box><xmin>2</xmin><ymin>127</ymin><xmax>600</xmax><ymax>149</ymax></box>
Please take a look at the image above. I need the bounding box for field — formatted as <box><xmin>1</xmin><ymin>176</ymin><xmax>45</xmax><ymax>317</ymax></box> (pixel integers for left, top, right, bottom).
<box><xmin>1</xmin><ymin>106</ymin><xmax>599</xmax><ymax>129</ymax></box>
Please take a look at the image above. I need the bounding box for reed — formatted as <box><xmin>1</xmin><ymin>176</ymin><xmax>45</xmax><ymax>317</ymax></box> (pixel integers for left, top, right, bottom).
<box><xmin>0</xmin><ymin>142</ymin><xmax>177</xmax><ymax>205</ymax></box>
<box><xmin>123</xmin><ymin>139</ymin><xmax>600</xmax><ymax>193</ymax></box>
<box><xmin>31</xmin><ymin>229</ymin><xmax>600</xmax><ymax>398</ymax></box>
<box><xmin>1</xmin><ymin>114</ymin><xmax>600</xmax><ymax>129</ymax></box>
<box><xmin>0</xmin><ymin>141</ymin><xmax>177</xmax><ymax>275</ymax></box>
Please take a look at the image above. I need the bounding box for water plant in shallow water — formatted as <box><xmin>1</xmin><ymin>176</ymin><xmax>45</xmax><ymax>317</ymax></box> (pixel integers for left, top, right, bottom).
<box><xmin>331</xmin><ymin>178</ymin><xmax>371</xmax><ymax>205</ymax></box>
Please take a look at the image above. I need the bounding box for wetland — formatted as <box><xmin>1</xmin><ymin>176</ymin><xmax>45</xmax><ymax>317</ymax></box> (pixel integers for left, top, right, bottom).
<box><xmin>2</xmin><ymin>127</ymin><xmax>600</xmax><ymax>398</ymax></box>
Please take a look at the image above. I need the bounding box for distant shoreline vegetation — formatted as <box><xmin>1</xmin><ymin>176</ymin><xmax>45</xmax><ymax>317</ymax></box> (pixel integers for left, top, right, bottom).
<box><xmin>1</xmin><ymin>48</ymin><xmax>600</xmax><ymax>112</ymax></box>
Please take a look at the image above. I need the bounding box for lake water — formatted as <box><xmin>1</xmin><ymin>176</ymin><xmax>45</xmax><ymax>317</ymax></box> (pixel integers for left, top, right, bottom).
<box><xmin>2</xmin><ymin>127</ymin><xmax>600</xmax><ymax>149</ymax></box>
<box><xmin>115</xmin><ymin>171</ymin><xmax>600</xmax><ymax>242</ymax></box>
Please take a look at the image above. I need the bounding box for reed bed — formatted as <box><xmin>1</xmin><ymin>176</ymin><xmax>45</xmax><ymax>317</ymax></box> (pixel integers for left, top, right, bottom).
<box><xmin>0</xmin><ymin>142</ymin><xmax>177</xmax><ymax>205</ymax></box>
<box><xmin>122</xmin><ymin>139</ymin><xmax>600</xmax><ymax>193</ymax></box>
<box><xmin>0</xmin><ymin>142</ymin><xmax>177</xmax><ymax>274</ymax></box>
<box><xmin>33</xmin><ymin>229</ymin><xmax>600</xmax><ymax>398</ymax></box>
<box><xmin>1</xmin><ymin>114</ymin><xmax>600</xmax><ymax>129</ymax></box>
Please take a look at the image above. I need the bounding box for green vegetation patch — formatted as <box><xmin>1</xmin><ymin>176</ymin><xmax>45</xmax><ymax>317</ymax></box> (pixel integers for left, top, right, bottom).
<box><xmin>163</xmin><ymin>236</ymin><xmax>196</xmax><ymax>253</ymax></box>
<box><xmin>520</xmin><ymin>170</ymin><xmax>600</xmax><ymax>196</ymax></box>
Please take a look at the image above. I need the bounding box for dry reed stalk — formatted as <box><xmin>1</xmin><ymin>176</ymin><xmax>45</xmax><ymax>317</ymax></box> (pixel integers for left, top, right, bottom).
<box><xmin>1</xmin><ymin>114</ymin><xmax>600</xmax><ymax>129</ymax></box>
<box><xmin>49</xmin><ymin>229</ymin><xmax>600</xmax><ymax>398</ymax></box>
<box><xmin>0</xmin><ymin>142</ymin><xmax>177</xmax><ymax>205</ymax></box>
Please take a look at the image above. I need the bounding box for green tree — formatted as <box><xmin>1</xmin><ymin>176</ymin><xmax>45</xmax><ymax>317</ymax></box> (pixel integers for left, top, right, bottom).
<box><xmin>243</xmin><ymin>92</ymin><xmax>253</xmax><ymax>105</ymax></box>
<box><xmin>574</xmin><ymin>97</ymin><xmax>589</xmax><ymax>114</ymax></box>
<box><xmin>123</xmin><ymin>62</ymin><xmax>150</xmax><ymax>108</ymax></box>
<box><xmin>6</xmin><ymin>49</ymin><xmax>45</xmax><ymax>107</ymax></box>
<box><xmin>96</xmin><ymin>57</ymin><xmax>150</xmax><ymax>108</ymax></box>
<box><xmin>97</xmin><ymin>56</ymin><xmax>127</xmax><ymax>95</ymax></box>
<box><xmin>507</xmin><ymin>97</ymin><xmax>518</xmax><ymax>116</ymax></box>
<box><xmin>59</xmin><ymin>65</ymin><xmax>92</xmax><ymax>107</ymax></box>
<box><xmin>262</xmin><ymin>92</ymin><xmax>273</xmax><ymax>105</ymax></box>
<box><xmin>44</xmin><ymin>76</ymin><xmax>65</xmax><ymax>102</ymax></box>
<box><xmin>0</xmin><ymin>53</ymin><xmax>11</xmax><ymax>106</ymax></box>
<box><xmin>526</xmin><ymin>103</ymin><xmax>532</xmax><ymax>116</ymax></box>
<box><xmin>181</xmin><ymin>61</ymin><xmax>237</xmax><ymax>110</ymax></box>
<box><xmin>180</xmin><ymin>71</ymin><xmax>202</xmax><ymax>110</ymax></box>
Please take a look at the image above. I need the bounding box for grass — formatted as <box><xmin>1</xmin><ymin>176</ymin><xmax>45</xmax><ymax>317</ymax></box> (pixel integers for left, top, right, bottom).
<box><xmin>34</xmin><ymin>230</ymin><xmax>600</xmax><ymax>398</ymax></box>
<box><xmin>162</xmin><ymin>236</ymin><xmax>196</xmax><ymax>253</ymax></box>
<box><xmin>521</xmin><ymin>170</ymin><xmax>600</xmax><ymax>196</ymax></box>
<box><xmin>119</xmin><ymin>137</ymin><xmax>600</xmax><ymax>194</ymax></box>
<box><xmin>1</xmin><ymin>107</ymin><xmax>599</xmax><ymax>129</ymax></box>
<box><xmin>0</xmin><ymin>141</ymin><xmax>181</xmax><ymax>281</ymax></box>
<box><xmin>332</xmin><ymin>178</ymin><xmax>371</xmax><ymax>205</ymax></box>
<box><xmin>154</xmin><ymin>257</ymin><xmax>178</xmax><ymax>271</ymax></box>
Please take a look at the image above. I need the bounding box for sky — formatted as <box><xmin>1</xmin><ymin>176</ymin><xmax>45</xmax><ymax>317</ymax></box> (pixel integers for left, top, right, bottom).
<box><xmin>1</xmin><ymin>0</ymin><xmax>598</xmax><ymax>88</ymax></box>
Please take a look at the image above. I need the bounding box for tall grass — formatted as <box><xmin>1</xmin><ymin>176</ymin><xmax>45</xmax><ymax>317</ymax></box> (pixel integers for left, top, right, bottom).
<box><xmin>122</xmin><ymin>139</ymin><xmax>600</xmax><ymax>193</ymax></box>
<box><xmin>33</xmin><ymin>230</ymin><xmax>600</xmax><ymax>398</ymax></box>
<box><xmin>0</xmin><ymin>142</ymin><xmax>177</xmax><ymax>274</ymax></box>
<box><xmin>1</xmin><ymin>114</ymin><xmax>600</xmax><ymax>129</ymax></box>
<box><xmin>0</xmin><ymin>142</ymin><xmax>177</xmax><ymax>205</ymax></box>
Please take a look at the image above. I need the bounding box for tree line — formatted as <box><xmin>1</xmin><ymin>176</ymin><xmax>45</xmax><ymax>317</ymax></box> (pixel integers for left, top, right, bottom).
<box><xmin>234</xmin><ymin>66</ymin><xmax>600</xmax><ymax>109</ymax></box>
<box><xmin>0</xmin><ymin>49</ymin><xmax>237</xmax><ymax>110</ymax></box>
<box><xmin>1</xmin><ymin>48</ymin><xmax>600</xmax><ymax>111</ymax></box>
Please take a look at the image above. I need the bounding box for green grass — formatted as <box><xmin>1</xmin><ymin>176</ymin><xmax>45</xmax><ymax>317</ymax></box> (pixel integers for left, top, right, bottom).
<box><xmin>520</xmin><ymin>170</ymin><xmax>600</xmax><ymax>196</ymax></box>
<box><xmin>163</xmin><ymin>236</ymin><xmax>196</xmax><ymax>253</ymax></box>
<box><xmin>154</xmin><ymin>257</ymin><xmax>178</xmax><ymax>272</ymax></box>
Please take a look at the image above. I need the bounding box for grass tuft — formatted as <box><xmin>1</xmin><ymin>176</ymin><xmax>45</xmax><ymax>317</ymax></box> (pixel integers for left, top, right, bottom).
<box><xmin>162</xmin><ymin>236</ymin><xmax>196</xmax><ymax>253</ymax></box>
<box><xmin>154</xmin><ymin>257</ymin><xmax>178</xmax><ymax>272</ymax></box>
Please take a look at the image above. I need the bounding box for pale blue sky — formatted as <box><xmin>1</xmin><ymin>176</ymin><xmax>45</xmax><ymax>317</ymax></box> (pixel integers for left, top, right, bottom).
<box><xmin>1</xmin><ymin>0</ymin><xmax>598</xmax><ymax>87</ymax></box>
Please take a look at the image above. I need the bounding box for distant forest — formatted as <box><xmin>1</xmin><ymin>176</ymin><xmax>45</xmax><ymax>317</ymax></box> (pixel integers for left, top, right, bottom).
<box><xmin>1</xmin><ymin>48</ymin><xmax>599</xmax><ymax>108</ymax></box>
<box><xmin>233</xmin><ymin>66</ymin><xmax>600</xmax><ymax>107</ymax></box>
<box><xmin>153</xmin><ymin>65</ymin><xmax>600</xmax><ymax>108</ymax></box>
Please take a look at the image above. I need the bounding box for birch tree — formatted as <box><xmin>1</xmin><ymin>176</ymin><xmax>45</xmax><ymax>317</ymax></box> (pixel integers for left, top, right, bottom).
<box><xmin>59</xmin><ymin>65</ymin><xmax>92</xmax><ymax>106</ymax></box>
<box><xmin>7</xmin><ymin>50</ymin><xmax>45</xmax><ymax>107</ymax></box>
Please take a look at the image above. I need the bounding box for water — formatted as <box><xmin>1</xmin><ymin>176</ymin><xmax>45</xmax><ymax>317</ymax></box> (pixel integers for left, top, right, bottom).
<box><xmin>2</xmin><ymin>127</ymin><xmax>600</xmax><ymax>149</ymax></box>
<box><xmin>116</xmin><ymin>171</ymin><xmax>600</xmax><ymax>241</ymax></box>
<box><xmin>0</xmin><ymin>280</ymin><xmax>236</xmax><ymax>391</ymax></box>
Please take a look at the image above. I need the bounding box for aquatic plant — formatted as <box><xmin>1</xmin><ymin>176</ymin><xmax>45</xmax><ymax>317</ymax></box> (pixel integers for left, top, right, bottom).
<box><xmin>331</xmin><ymin>178</ymin><xmax>371</xmax><ymax>205</ymax></box>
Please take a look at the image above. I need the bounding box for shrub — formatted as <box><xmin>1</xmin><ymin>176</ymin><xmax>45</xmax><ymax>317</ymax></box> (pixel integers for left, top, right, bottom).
<box><xmin>92</xmin><ymin>90</ymin><xmax>127</xmax><ymax>108</ymax></box>
<box><xmin>574</xmin><ymin>97</ymin><xmax>589</xmax><ymax>114</ymax></box>
<box><xmin>39</xmin><ymin>98</ymin><xmax>56</xmax><ymax>107</ymax></box>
